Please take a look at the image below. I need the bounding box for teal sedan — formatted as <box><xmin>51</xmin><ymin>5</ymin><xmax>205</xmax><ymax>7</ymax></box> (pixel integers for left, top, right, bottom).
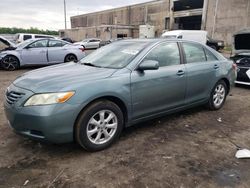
<box><xmin>4</xmin><ymin>39</ymin><xmax>236</xmax><ymax>151</ymax></box>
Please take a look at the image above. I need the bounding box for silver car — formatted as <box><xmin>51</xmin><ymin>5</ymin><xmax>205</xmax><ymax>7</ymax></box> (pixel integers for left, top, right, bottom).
<box><xmin>0</xmin><ymin>38</ymin><xmax>85</xmax><ymax>71</ymax></box>
<box><xmin>74</xmin><ymin>38</ymin><xmax>101</xmax><ymax>49</ymax></box>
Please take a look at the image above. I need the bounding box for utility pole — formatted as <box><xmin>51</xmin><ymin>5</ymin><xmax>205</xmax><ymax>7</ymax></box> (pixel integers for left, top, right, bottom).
<box><xmin>64</xmin><ymin>0</ymin><xmax>67</xmax><ymax>29</ymax></box>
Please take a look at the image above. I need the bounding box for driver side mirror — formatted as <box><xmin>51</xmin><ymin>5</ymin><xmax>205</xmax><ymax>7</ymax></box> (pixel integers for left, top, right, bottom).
<box><xmin>137</xmin><ymin>60</ymin><xmax>159</xmax><ymax>71</ymax></box>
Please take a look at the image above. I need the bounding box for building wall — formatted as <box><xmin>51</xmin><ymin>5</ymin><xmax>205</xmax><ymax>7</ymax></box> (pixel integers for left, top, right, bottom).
<box><xmin>205</xmin><ymin>0</ymin><xmax>250</xmax><ymax>45</ymax></box>
<box><xmin>65</xmin><ymin>0</ymin><xmax>169</xmax><ymax>41</ymax></box>
<box><xmin>61</xmin><ymin>0</ymin><xmax>250</xmax><ymax>45</ymax></box>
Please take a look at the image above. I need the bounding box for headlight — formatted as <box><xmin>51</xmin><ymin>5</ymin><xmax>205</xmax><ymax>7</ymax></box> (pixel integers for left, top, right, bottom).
<box><xmin>24</xmin><ymin>91</ymin><xmax>75</xmax><ymax>106</ymax></box>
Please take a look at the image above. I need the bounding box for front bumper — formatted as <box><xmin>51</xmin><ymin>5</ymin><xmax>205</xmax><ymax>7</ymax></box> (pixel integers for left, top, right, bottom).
<box><xmin>4</xmin><ymin>84</ymin><xmax>81</xmax><ymax>143</ymax></box>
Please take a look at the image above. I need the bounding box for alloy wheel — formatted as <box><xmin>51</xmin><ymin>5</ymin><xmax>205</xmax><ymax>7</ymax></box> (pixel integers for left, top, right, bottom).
<box><xmin>65</xmin><ymin>54</ymin><xmax>77</xmax><ymax>62</ymax></box>
<box><xmin>86</xmin><ymin>110</ymin><xmax>118</xmax><ymax>145</ymax></box>
<box><xmin>213</xmin><ymin>84</ymin><xmax>226</xmax><ymax>108</ymax></box>
<box><xmin>2</xmin><ymin>56</ymin><xmax>19</xmax><ymax>71</ymax></box>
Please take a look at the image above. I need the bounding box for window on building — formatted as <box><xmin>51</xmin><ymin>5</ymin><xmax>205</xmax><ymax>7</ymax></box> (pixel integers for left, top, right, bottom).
<box><xmin>117</xmin><ymin>34</ymin><xmax>127</xmax><ymax>38</ymax></box>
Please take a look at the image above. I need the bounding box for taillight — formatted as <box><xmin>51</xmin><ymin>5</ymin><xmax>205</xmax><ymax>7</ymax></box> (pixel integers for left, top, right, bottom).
<box><xmin>232</xmin><ymin>63</ymin><xmax>237</xmax><ymax>70</ymax></box>
<box><xmin>232</xmin><ymin>63</ymin><xmax>237</xmax><ymax>75</ymax></box>
<box><xmin>79</xmin><ymin>47</ymin><xmax>85</xmax><ymax>52</ymax></box>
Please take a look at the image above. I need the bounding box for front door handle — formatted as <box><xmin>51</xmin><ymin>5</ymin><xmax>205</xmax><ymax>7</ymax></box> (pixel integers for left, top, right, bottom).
<box><xmin>214</xmin><ymin>64</ymin><xmax>219</xmax><ymax>69</ymax></box>
<box><xmin>177</xmin><ymin>70</ymin><xmax>185</xmax><ymax>76</ymax></box>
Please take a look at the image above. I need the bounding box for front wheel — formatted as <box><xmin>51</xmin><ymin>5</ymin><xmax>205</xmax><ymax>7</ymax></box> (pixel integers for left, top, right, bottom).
<box><xmin>75</xmin><ymin>100</ymin><xmax>124</xmax><ymax>151</ymax></box>
<box><xmin>207</xmin><ymin>80</ymin><xmax>228</xmax><ymax>110</ymax></box>
<box><xmin>1</xmin><ymin>55</ymin><xmax>20</xmax><ymax>71</ymax></box>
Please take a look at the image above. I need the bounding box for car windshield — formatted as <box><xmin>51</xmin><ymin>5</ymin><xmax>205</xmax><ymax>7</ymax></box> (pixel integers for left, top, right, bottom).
<box><xmin>16</xmin><ymin>39</ymin><xmax>36</xmax><ymax>48</ymax></box>
<box><xmin>80</xmin><ymin>41</ymin><xmax>149</xmax><ymax>69</ymax></box>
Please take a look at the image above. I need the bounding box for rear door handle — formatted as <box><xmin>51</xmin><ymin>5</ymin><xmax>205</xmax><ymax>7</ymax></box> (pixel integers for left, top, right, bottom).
<box><xmin>177</xmin><ymin>70</ymin><xmax>185</xmax><ymax>76</ymax></box>
<box><xmin>214</xmin><ymin>64</ymin><xmax>219</xmax><ymax>69</ymax></box>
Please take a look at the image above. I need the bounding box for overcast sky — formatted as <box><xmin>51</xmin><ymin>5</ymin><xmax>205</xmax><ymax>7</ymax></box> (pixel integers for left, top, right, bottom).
<box><xmin>0</xmin><ymin>0</ymin><xmax>151</xmax><ymax>31</ymax></box>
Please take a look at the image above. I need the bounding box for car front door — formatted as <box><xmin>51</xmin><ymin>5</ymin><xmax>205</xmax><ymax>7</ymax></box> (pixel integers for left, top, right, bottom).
<box><xmin>47</xmin><ymin>40</ymin><xmax>67</xmax><ymax>64</ymax></box>
<box><xmin>181</xmin><ymin>42</ymin><xmax>218</xmax><ymax>104</ymax></box>
<box><xmin>130</xmin><ymin>42</ymin><xmax>187</xmax><ymax>120</ymax></box>
<box><xmin>21</xmin><ymin>39</ymin><xmax>48</xmax><ymax>65</ymax></box>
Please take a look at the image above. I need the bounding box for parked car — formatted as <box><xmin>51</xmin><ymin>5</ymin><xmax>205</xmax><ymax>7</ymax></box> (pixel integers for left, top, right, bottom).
<box><xmin>61</xmin><ymin>37</ymin><xmax>75</xmax><ymax>43</ymax></box>
<box><xmin>207</xmin><ymin>36</ymin><xmax>225</xmax><ymax>51</ymax></box>
<box><xmin>0</xmin><ymin>38</ymin><xmax>85</xmax><ymax>71</ymax></box>
<box><xmin>99</xmin><ymin>38</ymin><xmax>124</xmax><ymax>48</ymax></box>
<box><xmin>0</xmin><ymin>36</ymin><xmax>16</xmax><ymax>51</ymax></box>
<box><xmin>74</xmin><ymin>38</ymin><xmax>101</xmax><ymax>49</ymax></box>
<box><xmin>231</xmin><ymin>28</ymin><xmax>250</xmax><ymax>85</ymax></box>
<box><xmin>162</xmin><ymin>30</ymin><xmax>225</xmax><ymax>51</ymax></box>
<box><xmin>14</xmin><ymin>33</ymin><xmax>55</xmax><ymax>43</ymax></box>
<box><xmin>4</xmin><ymin>39</ymin><xmax>236</xmax><ymax>151</ymax></box>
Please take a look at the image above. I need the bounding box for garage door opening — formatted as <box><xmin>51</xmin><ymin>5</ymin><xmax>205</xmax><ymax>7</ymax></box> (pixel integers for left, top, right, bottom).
<box><xmin>174</xmin><ymin>15</ymin><xmax>202</xmax><ymax>30</ymax></box>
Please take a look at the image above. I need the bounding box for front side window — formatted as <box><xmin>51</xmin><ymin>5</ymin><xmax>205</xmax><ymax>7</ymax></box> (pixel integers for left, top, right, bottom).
<box><xmin>28</xmin><ymin>40</ymin><xmax>48</xmax><ymax>48</ymax></box>
<box><xmin>182</xmin><ymin>43</ymin><xmax>206</xmax><ymax>63</ymax></box>
<box><xmin>143</xmin><ymin>42</ymin><xmax>180</xmax><ymax>67</ymax></box>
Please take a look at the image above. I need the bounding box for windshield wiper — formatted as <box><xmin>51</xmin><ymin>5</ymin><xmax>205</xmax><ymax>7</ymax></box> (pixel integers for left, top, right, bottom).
<box><xmin>82</xmin><ymin>62</ymin><xmax>102</xmax><ymax>68</ymax></box>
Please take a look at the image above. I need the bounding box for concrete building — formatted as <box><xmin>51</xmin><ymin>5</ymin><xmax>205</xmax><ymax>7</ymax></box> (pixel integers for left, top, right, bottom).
<box><xmin>59</xmin><ymin>0</ymin><xmax>250</xmax><ymax>45</ymax></box>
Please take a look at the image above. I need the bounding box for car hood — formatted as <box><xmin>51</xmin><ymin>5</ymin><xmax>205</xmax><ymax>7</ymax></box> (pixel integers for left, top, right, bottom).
<box><xmin>13</xmin><ymin>62</ymin><xmax>117</xmax><ymax>93</ymax></box>
<box><xmin>0</xmin><ymin>37</ymin><xmax>16</xmax><ymax>51</ymax></box>
<box><xmin>233</xmin><ymin>32</ymin><xmax>250</xmax><ymax>54</ymax></box>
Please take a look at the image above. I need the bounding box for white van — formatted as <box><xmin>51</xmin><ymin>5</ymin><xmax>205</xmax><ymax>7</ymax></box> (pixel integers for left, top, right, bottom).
<box><xmin>14</xmin><ymin>33</ymin><xmax>55</xmax><ymax>43</ymax></box>
<box><xmin>162</xmin><ymin>30</ymin><xmax>207</xmax><ymax>45</ymax></box>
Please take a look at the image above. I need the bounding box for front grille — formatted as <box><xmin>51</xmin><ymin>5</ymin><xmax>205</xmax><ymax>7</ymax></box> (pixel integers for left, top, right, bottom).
<box><xmin>5</xmin><ymin>90</ymin><xmax>24</xmax><ymax>105</ymax></box>
<box><xmin>237</xmin><ymin>67</ymin><xmax>250</xmax><ymax>82</ymax></box>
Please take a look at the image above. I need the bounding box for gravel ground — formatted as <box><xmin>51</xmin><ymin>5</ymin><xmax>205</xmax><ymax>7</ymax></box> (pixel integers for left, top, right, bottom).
<box><xmin>0</xmin><ymin>67</ymin><xmax>250</xmax><ymax>188</ymax></box>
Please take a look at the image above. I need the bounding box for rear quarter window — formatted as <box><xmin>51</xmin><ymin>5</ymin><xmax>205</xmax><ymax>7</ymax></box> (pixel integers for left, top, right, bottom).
<box><xmin>204</xmin><ymin>47</ymin><xmax>218</xmax><ymax>61</ymax></box>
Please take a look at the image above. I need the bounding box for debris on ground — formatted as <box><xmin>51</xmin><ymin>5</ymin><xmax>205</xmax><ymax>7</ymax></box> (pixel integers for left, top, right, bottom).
<box><xmin>217</xmin><ymin>117</ymin><xmax>222</xmax><ymax>122</ymax></box>
<box><xmin>235</xmin><ymin>149</ymin><xmax>250</xmax><ymax>159</ymax></box>
<box><xmin>23</xmin><ymin>180</ymin><xmax>29</xmax><ymax>186</ymax></box>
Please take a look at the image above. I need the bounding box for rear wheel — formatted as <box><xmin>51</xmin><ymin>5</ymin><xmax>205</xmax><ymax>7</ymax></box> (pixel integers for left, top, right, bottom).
<box><xmin>75</xmin><ymin>100</ymin><xmax>124</xmax><ymax>151</ymax></box>
<box><xmin>64</xmin><ymin>54</ymin><xmax>77</xmax><ymax>62</ymax></box>
<box><xmin>207</xmin><ymin>80</ymin><xmax>228</xmax><ymax>110</ymax></box>
<box><xmin>1</xmin><ymin>55</ymin><xmax>20</xmax><ymax>71</ymax></box>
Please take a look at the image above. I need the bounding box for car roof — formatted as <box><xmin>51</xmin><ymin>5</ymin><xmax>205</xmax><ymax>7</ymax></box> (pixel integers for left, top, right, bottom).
<box><xmin>117</xmin><ymin>38</ymin><xmax>205</xmax><ymax>45</ymax></box>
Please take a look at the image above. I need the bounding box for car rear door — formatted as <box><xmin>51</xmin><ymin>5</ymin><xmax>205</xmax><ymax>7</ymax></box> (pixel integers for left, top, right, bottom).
<box><xmin>89</xmin><ymin>39</ymin><xmax>100</xmax><ymax>48</ymax></box>
<box><xmin>130</xmin><ymin>42</ymin><xmax>187</xmax><ymax>120</ymax></box>
<box><xmin>47</xmin><ymin>40</ymin><xmax>68</xmax><ymax>64</ymax></box>
<box><xmin>21</xmin><ymin>39</ymin><xmax>48</xmax><ymax>65</ymax></box>
<box><xmin>181</xmin><ymin>42</ymin><xmax>218</xmax><ymax>104</ymax></box>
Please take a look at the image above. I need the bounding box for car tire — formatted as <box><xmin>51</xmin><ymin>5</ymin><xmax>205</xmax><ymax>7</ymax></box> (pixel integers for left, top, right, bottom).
<box><xmin>1</xmin><ymin>55</ymin><xmax>20</xmax><ymax>71</ymax></box>
<box><xmin>207</xmin><ymin>80</ymin><xmax>228</xmax><ymax>110</ymax></box>
<box><xmin>64</xmin><ymin>54</ymin><xmax>77</xmax><ymax>62</ymax></box>
<box><xmin>75</xmin><ymin>100</ymin><xmax>124</xmax><ymax>151</ymax></box>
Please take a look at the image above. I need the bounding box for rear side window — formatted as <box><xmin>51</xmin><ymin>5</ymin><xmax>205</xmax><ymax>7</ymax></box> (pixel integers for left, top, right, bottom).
<box><xmin>23</xmin><ymin>35</ymin><xmax>32</xmax><ymax>41</ymax></box>
<box><xmin>204</xmin><ymin>47</ymin><xmax>218</xmax><ymax>61</ymax></box>
<box><xmin>144</xmin><ymin>42</ymin><xmax>180</xmax><ymax>67</ymax></box>
<box><xmin>48</xmin><ymin>40</ymin><xmax>66</xmax><ymax>47</ymax></box>
<box><xmin>182</xmin><ymin>43</ymin><xmax>206</xmax><ymax>63</ymax></box>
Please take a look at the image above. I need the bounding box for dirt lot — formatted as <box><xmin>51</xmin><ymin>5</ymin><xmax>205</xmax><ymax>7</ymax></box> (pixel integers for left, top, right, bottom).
<box><xmin>0</xmin><ymin>68</ymin><xmax>250</xmax><ymax>188</ymax></box>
